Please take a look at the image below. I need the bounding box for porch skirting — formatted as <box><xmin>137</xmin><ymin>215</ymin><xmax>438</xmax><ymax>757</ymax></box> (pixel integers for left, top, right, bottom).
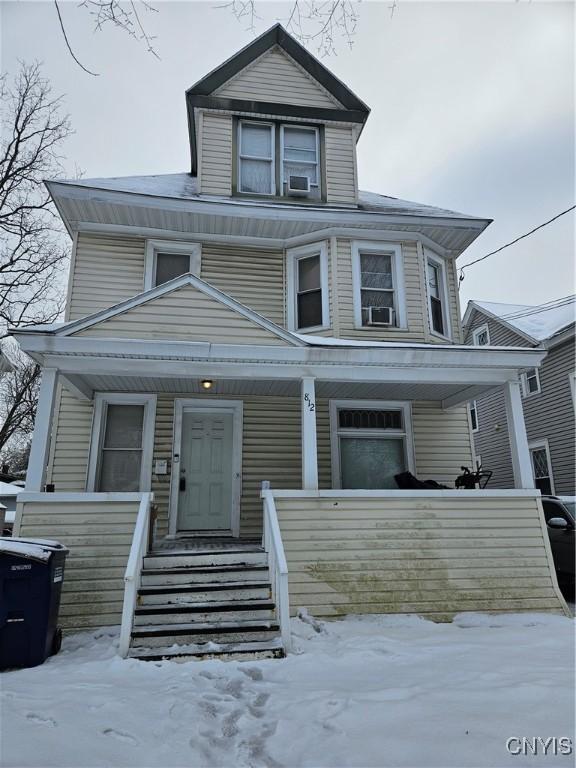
<box><xmin>272</xmin><ymin>490</ymin><xmax>569</xmax><ymax>621</ymax></box>
<box><xmin>14</xmin><ymin>490</ymin><xmax>568</xmax><ymax>635</ymax></box>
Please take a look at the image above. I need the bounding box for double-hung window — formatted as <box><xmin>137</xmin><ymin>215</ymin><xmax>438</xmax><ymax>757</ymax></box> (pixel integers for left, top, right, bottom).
<box><xmin>237</xmin><ymin>120</ymin><xmax>321</xmax><ymax>198</ymax></box>
<box><xmin>331</xmin><ymin>400</ymin><xmax>414</xmax><ymax>489</ymax></box>
<box><xmin>287</xmin><ymin>242</ymin><xmax>329</xmax><ymax>331</ymax></box>
<box><xmin>238</xmin><ymin>122</ymin><xmax>275</xmax><ymax>195</ymax></box>
<box><xmin>352</xmin><ymin>241</ymin><xmax>406</xmax><ymax>329</ymax></box>
<box><xmin>281</xmin><ymin>125</ymin><xmax>320</xmax><ymax>199</ymax></box>
<box><xmin>522</xmin><ymin>367</ymin><xmax>541</xmax><ymax>396</ymax></box>
<box><xmin>425</xmin><ymin>250</ymin><xmax>450</xmax><ymax>338</ymax></box>
<box><xmin>87</xmin><ymin>394</ymin><xmax>156</xmax><ymax>492</ymax></box>
<box><xmin>144</xmin><ymin>240</ymin><xmax>201</xmax><ymax>290</ymax></box>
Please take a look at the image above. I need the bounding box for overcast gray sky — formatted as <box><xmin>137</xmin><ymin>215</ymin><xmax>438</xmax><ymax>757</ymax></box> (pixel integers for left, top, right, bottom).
<box><xmin>2</xmin><ymin>0</ymin><xmax>574</xmax><ymax>311</ymax></box>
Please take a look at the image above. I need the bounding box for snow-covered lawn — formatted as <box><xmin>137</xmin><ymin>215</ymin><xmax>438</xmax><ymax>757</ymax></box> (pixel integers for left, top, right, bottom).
<box><xmin>2</xmin><ymin>612</ymin><xmax>574</xmax><ymax>768</ymax></box>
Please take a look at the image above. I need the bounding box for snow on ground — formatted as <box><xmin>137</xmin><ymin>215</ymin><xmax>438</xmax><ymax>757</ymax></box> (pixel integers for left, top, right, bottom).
<box><xmin>1</xmin><ymin>612</ymin><xmax>574</xmax><ymax>768</ymax></box>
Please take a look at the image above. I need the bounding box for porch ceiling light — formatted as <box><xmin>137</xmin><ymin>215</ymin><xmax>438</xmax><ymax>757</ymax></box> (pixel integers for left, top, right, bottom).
<box><xmin>201</xmin><ymin>379</ymin><xmax>213</xmax><ymax>390</ymax></box>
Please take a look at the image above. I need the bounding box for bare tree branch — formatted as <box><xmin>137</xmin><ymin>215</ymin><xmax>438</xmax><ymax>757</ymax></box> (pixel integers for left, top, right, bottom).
<box><xmin>220</xmin><ymin>0</ymin><xmax>361</xmax><ymax>56</ymax></box>
<box><xmin>0</xmin><ymin>62</ymin><xmax>71</xmax><ymax>339</ymax></box>
<box><xmin>54</xmin><ymin>0</ymin><xmax>100</xmax><ymax>76</ymax></box>
<box><xmin>0</xmin><ymin>351</ymin><xmax>40</xmax><ymax>455</ymax></box>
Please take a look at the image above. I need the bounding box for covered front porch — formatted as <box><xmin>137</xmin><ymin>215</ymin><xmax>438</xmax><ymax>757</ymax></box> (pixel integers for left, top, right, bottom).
<box><xmin>21</xmin><ymin>335</ymin><xmax>545</xmax><ymax>544</ymax></box>
<box><xmin>14</xmin><ymin>334</ymin><xmax>569</xmax><ymax>649</ymax></box>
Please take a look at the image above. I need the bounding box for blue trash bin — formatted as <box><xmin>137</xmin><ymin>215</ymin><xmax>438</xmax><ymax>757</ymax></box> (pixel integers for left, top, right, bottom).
<box><xmin>0</xmin><ymin>538</ymin><xmax>69</xmax><ymax>670</ymax></box>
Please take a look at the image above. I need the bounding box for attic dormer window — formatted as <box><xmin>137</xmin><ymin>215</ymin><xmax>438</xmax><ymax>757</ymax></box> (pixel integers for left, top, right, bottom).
<box><xmin>238</xmin><ymin>122</ymin><xmax>275</xmax><ymax>195</ymax></box>
<box><xmin>281</xmin><ymin>126</ymin><xmax>319</xmax><ymax>199</ymax></box>
<box><xmin>236</xmin><ymin>119</ymin><xmax>321</xmax><ymax>199</ymax></box>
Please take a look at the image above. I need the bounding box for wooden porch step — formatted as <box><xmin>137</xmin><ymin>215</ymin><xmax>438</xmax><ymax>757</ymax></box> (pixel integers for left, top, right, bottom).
<box><xmin>130</xmin><ymin>619</ymin><xmax>280</xmax><ymax>647</ymax></box>
<box><xmin>141</xmin><ymin>564</ymin><xmax>270</xmax><ymax>586</ymax></box>
<box><xmin>127</xmin><ymin>638</ymin><xmax>285</xmax><ymax>662</ymax></box>
<box><xmin>143</xmin><ymin>550</ymin><xmax>267</xmax><ymax>570</ymax></box>
<box><xmin>137</xmin><ymin>581</ymin><xmax>271</xmax><ymax>605</ymax></box>
<box><xmin>134</xmin><ymin>599</ymin><xmax>276</xmax><ymax>625</ymax></box>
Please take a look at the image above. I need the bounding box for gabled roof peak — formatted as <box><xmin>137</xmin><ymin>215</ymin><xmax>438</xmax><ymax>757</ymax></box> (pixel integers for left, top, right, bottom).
<box><xmin>187</xmin><ymin>23</ymin><xmax>369</xmax><ymax>113</ymax></box>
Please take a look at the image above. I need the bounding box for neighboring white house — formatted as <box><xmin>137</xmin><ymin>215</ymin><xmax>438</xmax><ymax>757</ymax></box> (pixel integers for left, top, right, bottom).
<box><xmin>11</xmin><ymin>25</ymin><xmax>567</xmax><ymax>660</ymax></box>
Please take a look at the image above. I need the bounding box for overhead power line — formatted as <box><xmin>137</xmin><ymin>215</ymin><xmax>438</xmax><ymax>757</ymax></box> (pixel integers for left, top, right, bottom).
<box><xmin>458</xmin><ymin>204</ymin><xmax>576</xmax><ymax>283</ymax></box>
<box><xmin>500</xmin><ymin>295</ymin><xmax>576</xmax><ymax>322</ymax></box>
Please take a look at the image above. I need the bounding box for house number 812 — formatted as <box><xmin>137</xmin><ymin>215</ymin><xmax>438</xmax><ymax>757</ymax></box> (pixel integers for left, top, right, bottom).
<box><xmin>304</xmin><ymin>393</ymin><xmax>315</xmax><ymax>412</ymax></box>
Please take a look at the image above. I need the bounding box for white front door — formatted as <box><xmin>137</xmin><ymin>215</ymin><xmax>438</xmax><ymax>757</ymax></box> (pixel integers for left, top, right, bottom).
<box><xmin>171</xmin><ymin>400</ymin><xmax>242</xmax><ymax>535</ymax></box>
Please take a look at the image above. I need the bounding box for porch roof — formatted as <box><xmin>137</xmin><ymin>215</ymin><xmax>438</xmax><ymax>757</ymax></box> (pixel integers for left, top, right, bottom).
<box><xmin>14</xmin><ymin>332</ymin><xmax>545</xmax><ymax>409</ymax></box>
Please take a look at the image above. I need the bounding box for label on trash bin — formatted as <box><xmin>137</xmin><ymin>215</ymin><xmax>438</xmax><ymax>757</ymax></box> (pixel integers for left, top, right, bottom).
<box><xmin>11</xmin><ymin>564</ymin><xmax>32</xmax><ymax>571</ymax></box>
<box><xmin>53</xmin><ymin>566</ymin><xmax>63</xmax><ymax>583</ymax></box>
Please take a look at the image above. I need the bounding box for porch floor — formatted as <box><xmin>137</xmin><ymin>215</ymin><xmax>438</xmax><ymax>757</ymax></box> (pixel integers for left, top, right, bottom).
<box><xmin>151</xmin><ymin>536</ymin><xmax>263</xmax><ymax>553</ymax></box>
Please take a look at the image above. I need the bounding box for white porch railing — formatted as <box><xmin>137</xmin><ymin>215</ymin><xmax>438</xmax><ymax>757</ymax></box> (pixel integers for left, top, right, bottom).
<box><xmin>261</xmin><ymin>483</ymin><xmax>291</xmax><ymax>653</ymax></box>
<box><xmin>119</xmin><ymin>492</ymin><xmax>154</xmax><ymax>658</ymax></box>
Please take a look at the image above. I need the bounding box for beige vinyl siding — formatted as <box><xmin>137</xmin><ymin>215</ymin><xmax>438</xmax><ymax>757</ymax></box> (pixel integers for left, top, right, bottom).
<box><xmin>275</xmin><ymin>494</ymin><xmax>568</xmax><ymax>620</ymax></box>
<box><xmin>447</xmin><ymin>259</ymin><xmax>463</xmax><ymax>342</ymax></box>
<box><xmin>49</xmin><ymin>389</ymin><xmax>93</xmax><ymax>491</ymax></box>
<box><xmin>201</xmin><ymin>244</ymin><xmax>285</xmax><ymax>326</ymax></box>
<box><xmin>324</xmin><ymin>125</ymin><xmax>357</xmax><ymax>206</ymax></box>
<box><xmin>48</xmin><ymin>389</ymin><xmax>471</xmax><ymax>538</ymax></box>
<box><xmin>214</xmin><ymin>46</ymin><xmax>342</xmax><ymax>109</ymax></box>
<box><xmin>75</xmin><ymin>284</ymin><xmax>290</xmax><ymax>345</ymax></box>
<box><xmin>412</xmin><ymin>402</ymin><xmax>474</xmax><ymax>485</ymax></box>
<box><xmin>68</xmin><ymin>234</ymin><xmax>145</xmax><ymax>321</ymax></box>
<box><xmin>199</xmin><ymin>112</ymin><xmax>233</xmax><ymax>196</ymax></box>
<box><xmin>151</xmin><ymin>395</ymin><xmax>332</xmax><ymax>539</ymax></box>
<box><xmin>337</xmin><ymin>239</ymin><xmax>429</xmax><ymax>341</ymax></box>
<box><xmin>16</xmin><ymin>498</ymin><xmax>140</xmax><ymax>632</ymax></box>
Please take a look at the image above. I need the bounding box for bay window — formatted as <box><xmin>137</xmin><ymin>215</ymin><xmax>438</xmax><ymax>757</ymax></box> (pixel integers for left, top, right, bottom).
<box><xmin>352</xmin><ymin>241</ymin><xmax>406</xmax><ymax>329</ymax></box>
<box><xmin>425</xmin><ymin>250</ymin><xmax>450</xmax><ymax>338</ymax></box>
<box><xmin>287</xmin><ymin>242</ymin><xmax>329</xmax><ymax>331</ymax></box>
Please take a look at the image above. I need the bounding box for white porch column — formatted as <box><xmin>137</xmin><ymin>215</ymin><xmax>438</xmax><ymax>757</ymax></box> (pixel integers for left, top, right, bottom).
<box><xmin>503</xmin><ymin>379</ymin><xmax>534</xmax><ymax>489</ymax></box>
<box><xmin>26</xmin><ymin>368</ymin><xmax>59</xmax><ymax>492</ymax></box>
<box><xmin>301</xmin><ymin>377</ymin><xmax>318</xmax><ymax>490</ymax></box>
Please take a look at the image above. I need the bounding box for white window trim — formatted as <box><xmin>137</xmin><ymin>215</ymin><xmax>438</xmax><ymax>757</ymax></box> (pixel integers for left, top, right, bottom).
<box><xmin>472</xmin><ymin>323</ymin><xmax>491</xmax><ymax>346</ymax></box>
<box><xmin>528</xmin><ymin>438</ymin><xmax>555</xmax><ymax>495</ymax></box>
<box><xmin>424</xmin><ymin>248</ymin><xmax>452</xmax><ymax>340</ymax></box>
<box><xmin>144</xmin><ymin>240</ymin><xmax>201</xmax><ymax>291</ymax></box>
<box><xmin>286</xmin><ymin>241</ymin><xmax>330</xmax><ymax>332</ymax></box>
<box><xmin>237</xmin><ymin>120</ymin><xmax>276</xmax><ymax>196</ymax></box>
<box><xmin>280</xmin><ymin>124</ymin><xmax>321</xmax><ymax>197</ymax></box>
<box><xmin>351</xmin><ymin>241</ymin><xmax>407</xmax><ymax>330</ymax></box>
<box><xmin>569</xmin><ymin>371</ymin><xmax>576</xmax><ymax>409</ymax></box>
<box><xmin>169</xmin><ymin>398</ymin><xmax>243</xmax><ymax>538</ymax></box>
<box><xmin>329</xmin><ymin>399</ymin><xmax>415</xmax><ymax>490</ymax></box>
<box><xmin>86</xmin><ymin>393</ymin><xmax>157</xmax><ymax>492</ymax></box>
<box><xmin>521</xmin><ymin>367</ymin><xmax>542</xmax><ymax>397</ymax></box>
<box><xmin>469</xmin><ymin>400</ymin><xmax>479</xmax><ymax>433</ymax></box>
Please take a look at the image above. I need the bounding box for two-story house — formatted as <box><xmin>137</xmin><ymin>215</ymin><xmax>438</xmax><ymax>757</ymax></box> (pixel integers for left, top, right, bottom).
<box><xmin>464</xmin><ymin>297</ymin><xmax>575</xmax><ymax>495</ymax></box>
<box><xmin>12</xmin><ymin>26</ymin><xmax>567</xmax><ymax>661</ymax></box>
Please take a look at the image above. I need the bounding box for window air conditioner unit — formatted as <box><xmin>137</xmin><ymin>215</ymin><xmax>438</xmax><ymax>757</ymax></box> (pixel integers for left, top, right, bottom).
<box><xmin>368</xmin><ymin>306</ymin><xmax>395</xmax><ymax>326</ymax></box>
<box><xmin>287</xmin><ymin>175</ymin><xmax>311</xmax><ymax>197</ymax></box>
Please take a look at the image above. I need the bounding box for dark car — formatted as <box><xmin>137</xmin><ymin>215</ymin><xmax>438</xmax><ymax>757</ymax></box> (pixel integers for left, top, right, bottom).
<box><xmin>541</xmin><ymin>495</ymin><xmax>575</xmax><ymax>598</ymax></box>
